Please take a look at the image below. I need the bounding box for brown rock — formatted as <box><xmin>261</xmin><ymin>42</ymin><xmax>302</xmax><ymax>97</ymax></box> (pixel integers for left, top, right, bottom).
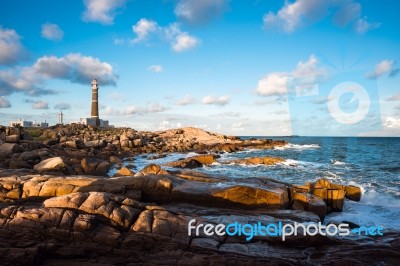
<box><xmin>34</xmin><ymin>157</ymin><xmax>69</xmax><ymax>174</ymax></box>
<box><xmin>345</xmin><ymin>185</ymin><xmax>362</xmax><ymax>201</ymax></box>
<box><xmin>81</xmin><ymin>157</ymin><xmax>103</xmax><ymax>175</ymax></box>
<box><xmin>136</xmin><ymin>164</ymin><xmax>164</xmax><ymax>175</ymax></box>
<box><xmin>115</xmin><ymin>167</ymin><xmax>135</xmax><ymax>176</ymax></box>
<box><xmin>229</xmin><ymin>156</ymin><xmax>285</xmax><ymax>165</ymax></box>
<box><xmin>166</xmin><ymin>158</ymin><xmax>203</xmax><ymax>169</ymax></box>
<box><xmin>0</xmin><ymin>143</ymin><xmax>24</xmax><ymax>153</ymax></box>
<box><xmin>109</xmin><ymin>156</ymin><xmax>123</xmax><ymax>164</ymax></box>
<box><xmin>292</xmin><ymin>191</ymin><xmax>326</xmax><ymax>220</ymax></box>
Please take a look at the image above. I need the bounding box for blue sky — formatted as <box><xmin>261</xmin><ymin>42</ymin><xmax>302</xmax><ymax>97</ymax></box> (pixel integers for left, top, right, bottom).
<box><xmin>0</xmin><ymin>0</ymin><xmax>399</xmax><ymax>136</ymax></box>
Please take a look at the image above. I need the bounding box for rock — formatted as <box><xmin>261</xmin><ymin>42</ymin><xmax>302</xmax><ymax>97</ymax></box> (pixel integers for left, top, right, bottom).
<box><xmin>9</xmin><ymin>160</ymin><xmax>33</xmax><ymax>169</ymax></box>
<box><xmin>133</xmin><ymin>139</ymin><xmax>142</xmax><ymax>147</ymax></box>
<box><xmin>291</xmin><ymin>191</ymin><xmax>327</xmax><ymax>220</ymax></box>
<box><xmin>165</xmin><ymin>154</ymin><xmax>217</xmax><ymax>169</ymax></box>
<box><xmin>313</xmin><ymin>179</ymin><xmax>345</xmax><ymax>211</ymax></box>
<box><xmin>166</xmin><ymin>158</ymin><xmax>203</xmax><ymax>169</ymax></box>
<box><xmin>63</xmin><ymin>139</ymin><xmax>85</xmax><ymax>149</ymax></box>
<box><xmin>190</xmin><ymin>154</ymin><xmax>217</xmax><ymax>165</ymax></box>
<box><xmin>0</xmin><ymin>143</ymin><xmax>24</xmax><ymax>153</ymax></box>
<box><xmin>34</xmin><ymin>157</ymin><xmax>69</xmax><ymax>174</ymax></box>
<box><xmin>19</xmin><ymin>151</ymin><xmax>40</xmax><ymax>161</ymax></box>
<box><xmin>228</xmin><ymin>156</ymin><xmax>285</xmax><ymax>165</ymax></box>
<box><xmin>109</xmin><ymin>156</ymin><xmax>122</xmax><ymax>164</ymax></box>
<box><xmin>94</xmin><ymin>161</ymin><xmax>111</xmax><ymax>177</ymax></box>
<box><xmin>84</xmin><ymin>140</ymin><xmax>106</xmax><ymax>149</ymax></box>
<box><xmin>136</xmin><ymin>164</ymin><xmax>169</xmax><ymax>175</ymax></box>
<box><xmin>114</xmin><ymin>167</ymin><xmax>135</xmax><ymax>176</ymax></box>
<box><xmin>171</xmin><ymin>178</ymin><xmax>289</xmax><ymax>209</ymax></box>
<box><xmin>345</xmin><ymin>185</ymin><xmax>362</xmax><ymax>201</ymax></box>
<box><xmin>43</xmin><ymin>139</ymin><xmax>58</xmax><ymax>146</ymax></box>
<box><xmin>5</xmin><ymin>134</ymin><xmax>20</xmax><ymax>143</ymax></box>
<box><xmin>81</xmin><ymin>157</ymin><xmax>103</xmax><ymax>175</ymax></box>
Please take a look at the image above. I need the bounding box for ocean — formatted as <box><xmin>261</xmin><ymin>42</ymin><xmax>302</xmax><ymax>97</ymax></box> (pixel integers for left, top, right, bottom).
<box><xmin>112</xmin><ymin>137</ymin><xmax>400</xmax><ymax>231</ymax></box>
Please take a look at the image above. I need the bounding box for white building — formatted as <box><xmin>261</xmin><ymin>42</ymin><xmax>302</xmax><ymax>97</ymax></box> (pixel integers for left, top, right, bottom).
<box><xmin>9</xmin><ymin>119</ymin><xmax>48</xmax><ymax>128</ymax></box>
<box><xmin>79</xmin><ymin>118</ymin><xmax>109</xmax><ymax>127</ymax></box>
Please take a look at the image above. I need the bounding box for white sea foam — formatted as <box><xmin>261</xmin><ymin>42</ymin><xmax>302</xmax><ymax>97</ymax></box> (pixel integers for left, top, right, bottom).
<box><xmin>326</xmin><ymin>192</ymin><xmax>400</xmax><ymax>231</ymax></box>
<box><xmin>278</xmin><ymin>159</ymin><xmax>299</xmax><ymax>166</ymax></box>
<box><xmin>331</xmin><ymin>160</ymin><xmax>347</xmax><ymax>165</ymax></box>
<box><xmin>274</xmin><ymin>143</ymin><xmax>320</xmax><ymax>150</ymax></box>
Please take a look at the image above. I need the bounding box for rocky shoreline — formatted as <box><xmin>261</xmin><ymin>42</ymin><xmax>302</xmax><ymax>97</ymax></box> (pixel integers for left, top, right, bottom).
<box><xmin>0</xmin><ymin>125</ymin><xmax>399</xmax><ymax>265</ymax></box>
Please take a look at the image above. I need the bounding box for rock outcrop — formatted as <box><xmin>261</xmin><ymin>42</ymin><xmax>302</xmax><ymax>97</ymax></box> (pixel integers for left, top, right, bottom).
<box><xmin>0</xmin><ymin>173</ymin><xmax>398</xmax><ymax>265</ymax></box>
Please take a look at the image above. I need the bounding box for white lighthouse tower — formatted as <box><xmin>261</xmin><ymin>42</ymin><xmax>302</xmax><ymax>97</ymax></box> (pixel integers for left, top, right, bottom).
<box><xmin>58</xmin><ymin>111</ymin><xmax>63</xmax><ymax>125</ymax></box>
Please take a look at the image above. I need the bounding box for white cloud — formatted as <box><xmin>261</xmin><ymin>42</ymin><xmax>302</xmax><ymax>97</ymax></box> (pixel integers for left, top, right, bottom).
<box><xmin>41</xmin><ymin>23</ymin><xmax>64</xmax><ymax>41</ymax></box>
<box><xmin>0</xmin><ymin>26</ymin><xmax>26</xmax><ymax>65</ymax></box>
<box><xmin>202</xmin><ymin>95</ymin><xmax>229</xmax><ymax>106</ymax></box>
<box><xmin>263</xmin><ymin>0</ymin><xmax>379</xmax><ymax>34</ymax></box>
<box><xmin>174</xmin><ymin>0</ymin><xmax>228</xmax><ymax>24</ymax></box>
<box><xmin>366</xmin><ymin>60</ymin><xmax>397</xmax><ymax>79</ymax></box>
<box><xmin>0</xmin><ymin>96</ymin><xmax>11</xmax><ymax>108</ymax></box>
<box><xmin>31</xmin><ymin>100</ymin><xmax>49</xmax><ymax>109</ymax></box>
<box><xmin>384</xmin><ymin>117</ymin><xmax>400</xmax><ymax>129</ymax></box>
<box><xmin>132</xmin><ymin>19</ymin><xmax>158</xmax><ymax>43</ymax></box>
<box><xmin>176</xmin><ymin>95</ymin><xmax>196</xmax><ymax>105</ymax></box>
<box><xmin>256</xmin><ymin>72</ymin><xmax>289</xmax><ymax>97</ymax></box>
<box><xmin>172</xmin><ymin>32</ymin><xmax>199</xmax><ymax>52</ymax></box>
<box><xmin>54</xmin><ymin>103</ymin><xmax>71</xmax><ymax>110</ymax></box>
<box><xmin>0</xmin><ymin>53</ymin><xmax>117</xmax><ymax>97</ymax></box>
<box><xmin>231</xmin><ymin>121</ymin><xmax>248</xmax><ymax>131</ymax></box>
<box><xmin>33</xmin><ymin>53</ymin><xmax>118</xmax><ymax>85</ymax></box>
<box><xmin>263</xmin><ymin>0</ymin><xmax>329</xmax><ymax>32</ymax></box>
<box><xmin>82</xmin><ymin>0</ymin><xmax>126</xmax><ymax>25</ymax></box>
<box><xmin>256</xmin><ymin>54</ymin><xmax>325</xmax><ymax>97</ymax></box>
<box><xmin>147</xmin><ymin>65</ymin><xmax>163</xmax><ymax>73</ymax></box>
<box><xmin>128</xmin><ymin>19</ymin><xmax>200</xmax><ymax>53</ymax></box>
<box><xmin>353</xmin><ymin>17</ymin><xmax>381</xmax><ymax>34</ymax></box>
<box><xmin>387</xmin><ymin>93</ymin><xmax>400</xmax><ymax>101</ymax></box>
<box><xmin>122</xmin><ymin>103</ymin><xmax>168</xmax><ymax>115</ymax></box>
<box><xmin>0</xmin><ymin>68</ymin><xmax>54</xmax><ymax>97</ymax></box>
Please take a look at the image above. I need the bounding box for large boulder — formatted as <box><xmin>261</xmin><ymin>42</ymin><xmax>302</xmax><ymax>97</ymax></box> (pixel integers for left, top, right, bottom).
<box><xmin>84</xmin><ymin>139</ymin><xmax>106</xmax><ymax>149</ymax></box>
<box><xmin>19</xmin><ymin>151</ymin><xmax>40</xmax><ymax>161</ymax></box>
<box><xmin>114</xmin><ymin>167</ymin><xmax>135</xmax><ymax>177</ymax></box>
<box><xmin>291</xmin><ymin>191</ymin><xmax>327</xmax><ymax>220</ymax></box>
<box><xmin>81</xmin><ymin>157</ymin><xmax>110</xmax><ymax>176</ymax></box>
<box><xmin>9</xmin><ymin>160</ymin><xmax>33</xmax><ymax>169</ymax></box>
<box><xmin>43</xmin><ymin>192</ymin><xmax>143</xmax><ymax>229</ymax></box>
<box><xmin>34</xmin><ymin>157</ymin><xmax>70</xmax><ymax>174</ymax></box>
<box><xmin>165</xmin><ymin>154</ymin><xmax>217</xmax><ymax>169</ymax></box>
<box><xmin>0</xmin><ymin>143</ymin><xmax>24</xmax><ymax>153</ymax></box>
<box><xmin>345</xmin><ymin>185</ymin><xmax>362</xmax><ymax>201</ymax></box>
<box><xmin>136</xmin><ymin>164</ymin><xmax>169</xmax><ymax>176</ymax></box>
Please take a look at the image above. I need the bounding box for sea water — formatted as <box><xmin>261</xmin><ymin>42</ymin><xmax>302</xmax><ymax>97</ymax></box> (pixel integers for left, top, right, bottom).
<box><xmin>111</xmin><ymin>137</ymin><xmax>400</xmax><ymax>231</ymax></box>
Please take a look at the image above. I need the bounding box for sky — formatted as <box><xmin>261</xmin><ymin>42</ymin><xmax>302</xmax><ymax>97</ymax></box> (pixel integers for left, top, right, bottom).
<box><xmin>0</xmin><ymin>0</ymin><xmax>399</xmax><ymax>136</ymax></box>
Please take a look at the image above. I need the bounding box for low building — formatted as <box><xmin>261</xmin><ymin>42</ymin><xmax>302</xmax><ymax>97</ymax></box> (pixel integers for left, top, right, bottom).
<box><xmin>8</xmin><ymin>119</ymin><xmax>48</xmax><ymax>128</ymax></box>
<box><xmin>79</xmin><ymin>118</ymin><xmax>109</xmax><ymax>127</ymax></box>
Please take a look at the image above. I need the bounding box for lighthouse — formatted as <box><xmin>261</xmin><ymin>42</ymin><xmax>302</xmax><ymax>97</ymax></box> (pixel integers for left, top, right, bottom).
<box><xmin>78</xmin><ymin>79</ymin><xmax>110</xmax><ymax>127</ymax></box>
<box><xmin>91</xmin><ymin>78</ymin><xmax>100</xmax><ymax>126</ymax></box>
